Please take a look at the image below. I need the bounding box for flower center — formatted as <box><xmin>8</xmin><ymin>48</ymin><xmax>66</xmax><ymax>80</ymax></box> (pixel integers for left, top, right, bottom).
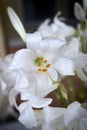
<box><xmin>35</xmin><ymin>57</ymin><xmax>51</xmax><ymax>72</ymax></box>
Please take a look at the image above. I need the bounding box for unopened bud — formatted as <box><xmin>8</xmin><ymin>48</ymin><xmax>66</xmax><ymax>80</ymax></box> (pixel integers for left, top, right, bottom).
<box><xmin>74</xmin><ymin>3</ymin><xmax>86</xmax><ymax>22</ymax></box>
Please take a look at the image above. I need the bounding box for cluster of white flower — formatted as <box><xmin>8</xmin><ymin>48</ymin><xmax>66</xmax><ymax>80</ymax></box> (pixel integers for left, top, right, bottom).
<box><xmin>0</xmin><ymin>2</ymin><xmax>87</xmax><ymax>130</ymax></box>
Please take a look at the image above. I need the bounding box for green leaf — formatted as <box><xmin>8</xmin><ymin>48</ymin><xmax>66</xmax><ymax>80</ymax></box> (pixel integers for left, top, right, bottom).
<box><xmin>81</xmin><ymin>21</ymin><xmax>86</xmax><ymax>31</ymax></box>
<box><xmin>60</xmin><ymin>84</ymin><xmax>68</xmax><ymax>100</ymax></box>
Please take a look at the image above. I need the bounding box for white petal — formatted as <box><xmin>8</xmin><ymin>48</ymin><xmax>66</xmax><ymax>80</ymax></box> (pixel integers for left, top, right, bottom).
<box><xmin>61</xmin><ymin>38</ymin><xmax>80</xmax><ymax>59</ymax></box>
<box><xmin>48</xmin><ymin>68</ymin><xmax>58</xmax><ymax>81</ymax></box>
<box><xmin>42</xmin><ymin>122</ymin><xmax>55</xmax><ymax>130</ymax></box>
<box><xmin>26</xmin><ymin>31</ymin><xmax>42</xmax><ymax>50</ymax></box>
<box><xmin>0</xmin><ymin>59</ymin><xmax>10</xmax><ymax>71</ymax></box>
<box><xmin>64</xmin><ymin>101</ymin><xmax>87</xmax><ymax>127</ymax></box>
<box><xmin>14</xmin><ymin>71</ymin><xmax>29</xmax><ymax>90</ymax></box>
<box><xmin>18</xmin><ymin>101</ymin><xmax>28</xmax><ymax>113</ymax></box>
<box><xmin>21</xmin><ymin>91</ymin><xmax>30</xmax><ymax>100</ymax></box>
<box><xmin>79</xmin><ymin>119</ymin><xmax>87</xmax><ymax>130</ymax></box>
<box><xmin>53</xmin><ymin>13</ymin><xmax>75</xmax><ymax>37</ymax></box>
<box><xmin>9</xmin><ymin>89</ymin><xmax>18</xmax><ymax>109</ymax></box>
<box><xmin>73</xmin><ymin>119</ymin><xmax>87</xmax><ymax>130</ymax></box>
<box><xmin>73</xmin><ymin>53</ymin><xmax>87</xmax><ymax>67</ymax></box>
<box><xmin>18</xmin><ymin>102</ymin><xmax>37</xmax><ymax>128</ymax></box>
<box><xmin>30</xmin><ymin>95</ymin><xmax>52</xmax><ymax>108</ymax></box>
<box><xmin>34</xmin><ymin>73</ymin><xmax>57</xmax><ymax>97</ymax></box>
<box><xmin>43</xmin><ymin>106</ymin><xmax>65</xmax><ymax>130</ymax></box>
<box><xmin>38</xmin><ymin>12</ymin><xmax>75</xmax><ymax>38</ymax></box>
<box><xmin>14</xmin><ymin>71</ymin><xmax>38</xmax><ymax>100</ymax></box>
<box><xmin>7</xmin><ymin>7</ymin><xmax>26</xmax><ymax>42</ymax></box>
<box><xmin>1</xmin><ymin>71</ymin><xmax>17</xmax><ymax>88</ymax></box>
<box><xmin>43</xmin><ymin>106</ymin><xmax>65</xmax><ymax>122</ymax></box>
<box><xmin>38</xmin><ymin>19</ymin><xmax>53</xmax><ymax>38</ymax></box>
<box><xmin>41</xmin><ymin>37</ymin><xmax>66</xmax><ymax>59</ymax></box>
<box><xmin>9</xmin><ymin>49</ymin><xmax>36</xmax><ymax>71</ymax></box>
<box><xmin>0</xmin><ymin>78</ymin><xmax>6</xmax><ymax>91</ymax></box>
<box><xmin>55</xmin><ymin>58</ymin><xmax>75</xmax><ymax>76</ymax></box>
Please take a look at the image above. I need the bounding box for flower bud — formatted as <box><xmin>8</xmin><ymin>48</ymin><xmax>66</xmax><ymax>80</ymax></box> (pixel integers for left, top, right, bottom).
<box><xmin>74</xmin><ymin>3</ymin><xmax>86</xmax><ymax>22</ymax></box>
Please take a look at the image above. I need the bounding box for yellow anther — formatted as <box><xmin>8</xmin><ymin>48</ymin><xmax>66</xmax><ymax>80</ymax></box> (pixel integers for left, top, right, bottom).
<box><xmin>44</xmin><ymin>60</ymin><xmax>47</xmax><ymax>63</ymax></box>
<box><xmin>35</xmin><ymin>56</ymin><xmax>51</xmax><ymax>73</ymax></box>
<box><xmin>46</xmin><ymin>64</ymin><xmax>51</xmax><ymax>68</ymax></box>
<box><xmin>42</xmin><ymin>68</ymin><xmax>47</xmax><ymax>72</ymax></box>
<box><xmin>38</xmin><ymin>68</ymin><xmax>41</xmax><ymax>72</ymax></box>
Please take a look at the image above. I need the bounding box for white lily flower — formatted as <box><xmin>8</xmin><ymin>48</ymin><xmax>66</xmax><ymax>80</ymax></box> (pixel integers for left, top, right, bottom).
<box><xmin>9</xmin><ymin>71</ymin><xmax>52</xmax><ymax>129</ymax></box>
<box><xmin>38</xmin><ymin>12</ymin><xmax>75</xmax><ymax>39</ymax></box>
<box><xmin>42</xmin><ymin>101</ymin><xmax>87</xmax><ymax>130</ymax></box>
<box><xmin>9</xmin><ymin>31</ymin><xmax>75</xmax><ymax>88</ymax></box>
<box><xmin>7</xmin><ymin>7</ymin><xmax>87</xmax><ymax>82</ymax></box>
<box><xmin>7</xmin><ymin>7</ymin><xmax>75</xmax><ymax>82</ymax></box>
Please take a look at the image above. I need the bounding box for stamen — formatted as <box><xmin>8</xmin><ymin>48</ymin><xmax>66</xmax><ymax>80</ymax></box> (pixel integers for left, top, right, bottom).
<box><xmin>35</xmin><ymin>56</ymin><xmax>51</xmax><ymax>73</ymax></box>
<box><xmin>38</xmin><ymin>68</ymin><xmax>41</xmax><ymax>72</ymax></box>
<box><xmin>46</xmin><ymin>64</ymin><xmax>51</xmax><ymax>68</ymax></box>
<box><xmin>44</xmin><ymin>60</ymin><xmax>47</xmax><ymax>63</ymax></box>
<box><xmin>42</xmin><ymin>68</ymin><xmax>47</xmax><ymax>72</ymax></box>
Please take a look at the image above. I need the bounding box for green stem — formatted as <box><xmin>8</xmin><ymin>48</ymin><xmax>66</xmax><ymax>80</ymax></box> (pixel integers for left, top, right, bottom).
<box><xmin>81</xmin><ymin>35</ymin><xmax>87</xmax><ymax>53</ymax></box>
<box><xmin>46</xmin><ymin>71</ymin><xmax>59</xmax><ymax>87</ymax></box>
